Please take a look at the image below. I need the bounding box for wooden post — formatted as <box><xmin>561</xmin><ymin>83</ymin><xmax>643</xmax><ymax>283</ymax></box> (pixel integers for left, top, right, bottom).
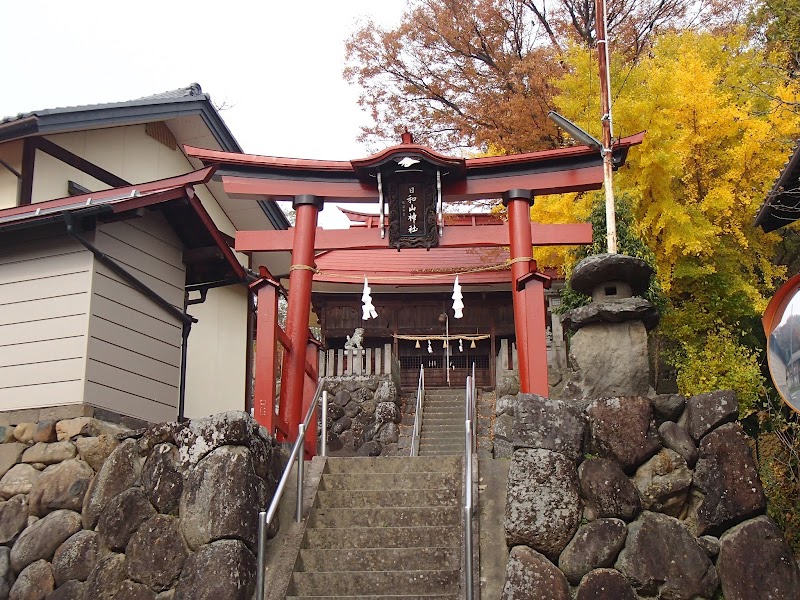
<box><xmin>383</xmin><ymin>343</ymin><xmax>392</xmax><ymax>375</ymax></box>
<box><xmin>522</xmin><ymin>276</ymin><xmax>549</xmax><ymax>396</ymax></box>
<box><xmin>504</xmin><ymin>189</ymin><xmax>535</xmax><ymax>392</ymax></box>
<box><xmin>302</xmin><ymin>339</ymin><xmax>319</xmax><ymax>459</ymax></box>
<box><xmin>279</xmin><ymin>195</ymin><xmax>323</xmax><ymax>442</ymax></box>
<box><xmin>253</xmin><ymin>282</ymin><xmax>279</xmax><ymax>433</ymax></box>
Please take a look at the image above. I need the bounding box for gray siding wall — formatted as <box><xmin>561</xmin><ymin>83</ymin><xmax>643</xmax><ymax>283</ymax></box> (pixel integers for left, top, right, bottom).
<box><xmin>86</xmin><ymin>213</ymin><xmax>185</xmax><ymax>422</ymax></box>
<box><xmin>0</xmin><ymin>226</ymin><xmax>91</xmax><ymax>409</ymax></box>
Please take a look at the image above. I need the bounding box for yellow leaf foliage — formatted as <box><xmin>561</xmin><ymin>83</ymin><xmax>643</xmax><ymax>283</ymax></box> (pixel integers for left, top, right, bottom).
<box><xmin>554</xmin><ymin>30</ymin><xmax>800</xmax><ymax>345</ymax></box>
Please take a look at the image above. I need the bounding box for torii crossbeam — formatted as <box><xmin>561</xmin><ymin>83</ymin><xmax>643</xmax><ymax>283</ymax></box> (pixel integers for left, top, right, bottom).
<box><xmin>187</xmin><ymin>132</ymin><xmax>644</xmax><ymax>444</ymax></box>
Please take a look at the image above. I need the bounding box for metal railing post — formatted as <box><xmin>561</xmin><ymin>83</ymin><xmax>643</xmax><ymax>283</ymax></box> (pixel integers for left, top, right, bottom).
<box><xmin>464</xmin><ymin>417</ymin><xmax>474</xmax><ymax>600</ymax></box>
<box><xmin>321</xmin><ymin>391</ymin><xmax>328</xmax><ymax>458</ymax></box>
<box><xmin>255</xmin><ymin>378</ymin><xmax>326</xmax><ymax>598</ymax></box>
<box><xmin>410</xmin><ymin>365</ymin><xmax>425</xmax><ymax>457</ymax></box>
<box><xmin>296</xmin><ymin>423</ymin><xmax>305</xmax><ymax>523</ymax></box>
<box><xmin>256</xmin><ymin>510</ymin><xmax>267</xmax><ymax>599</ymax></box>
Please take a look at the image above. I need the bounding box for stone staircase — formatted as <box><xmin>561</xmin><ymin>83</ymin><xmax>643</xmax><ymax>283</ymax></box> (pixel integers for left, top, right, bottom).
<box><xmin>285</xmin><ymin>456</ymin><xmax>463</xmax><ymax>599</ymax></box>
<box><xmin>419</xmin><ymin>388</ymin><xmax>466</xmax><ymax>456</ymax></box>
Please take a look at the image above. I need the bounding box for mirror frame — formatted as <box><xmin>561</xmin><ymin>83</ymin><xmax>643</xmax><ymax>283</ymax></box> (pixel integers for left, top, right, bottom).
<box><xmin>763</xmin><ymin>272</ymin><xmax>800</xmax><ymax>415</ymax></box>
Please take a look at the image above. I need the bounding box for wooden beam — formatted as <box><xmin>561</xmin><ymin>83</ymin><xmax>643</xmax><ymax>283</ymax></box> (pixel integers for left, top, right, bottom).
<box><xmin>182</xmin><ymin>246</ymin><xmax>225</xmax><ymax>264</ymax></box>
<box><xmin>223</xmin><ymin>175</ymin><xmax>376</xmax><ymax>202</ymax></box>
<box><xmin>34</xmin><ymin>137</ymin><xmax>130</xmax><ymax>188</ymax></box>
<box><xmin>222</xmin><ymin>165</ymin><xmax>603</xmax><ymax>203</ymax></box>
<box><xmin>19</xmin><ymin>138</ymin><xmax>36</xmax><ymax>206</ymax></box>
<box><xmin>236</xmin><ymin>222</ymin><xmax>592</xmax><ymax>252</ymax></box>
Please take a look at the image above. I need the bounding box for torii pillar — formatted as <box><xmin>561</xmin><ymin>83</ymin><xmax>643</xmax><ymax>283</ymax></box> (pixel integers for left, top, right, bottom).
<box><xmin>281</xmin><ymin>195</ymin><xmax>324</xmax><ymax>433</ymax></box>
<box><xmin>504</xmin><ymin>189</ymin><xmax>549</xmax><ymax>395</ymax></box>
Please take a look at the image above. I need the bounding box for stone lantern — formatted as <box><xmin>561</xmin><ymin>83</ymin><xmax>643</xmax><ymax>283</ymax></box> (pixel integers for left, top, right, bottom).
<box><xmin>560</xmin><ymin>253</ymin><xmax>659</xmax><ymax>398</ymax></box>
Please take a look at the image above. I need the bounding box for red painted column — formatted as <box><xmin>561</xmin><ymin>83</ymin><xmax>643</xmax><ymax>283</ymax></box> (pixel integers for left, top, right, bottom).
<box><xmin>253</xmin><ymin>281</ymin><xmax>279</xmax><ymax>432</ymax></box>
<box><xmin>302</xmin><ymin>339</ymin><xmax>320</xmax><ymax>458</ymax></box>
<box><xmin>523</xmin><ymin>277</ymin><xmax>549</xmax><ymax>396</ymax></box>
<box><xmin>503</xmin><ymin>189</ymin><xmax>535</xmax><ymax>393</ymax></box>
<box><xmin>280</xmin><ymin>194</ymin><xmax>323</xmax><ymax>441</ymax></box>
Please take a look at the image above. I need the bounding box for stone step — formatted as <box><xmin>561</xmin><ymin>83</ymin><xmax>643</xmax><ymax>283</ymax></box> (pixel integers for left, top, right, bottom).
<box><xmin>421</xmin><ymin>412</ymin><xmax>464</xmax><ymax>420</ymax></box>
<box><xmin>286</xmin><ymin>595</ymin><xmax>459</xmax><ymax>599</ymax></box>
<box><xmin>323</xmin><ymin>456</ymin><xmax>460</xmax><ymax>474</ymax></box>
<box><xmin>417</xmin><ymin>449</ymin><xmax>463</xmax><ymax>457</ymax></box>
<box><xmin>315</xmin><ymin>488</ymin><xmax>459</xmax><ymax>508</ymax></box>
<box><xmin>319</xmin><ymin>472</ymin><xmax>457</xmax><ymax>491</ymax></box>
<box><xmin>289</xmin><ymin>569</ymin><xmax>460</xmax><ymax>596</ymax></box>
<box><xmin>303</xmin><ymin>525</ymin><xmax>459</xmax><ymax>549</ymax></box>
<box><xmin>422</xmin><ymin>404</ymin><xmax>464</xmax><ymax>411</ymax></box>
<box><xmin>420</xmin><ymin>425</ymin><xmax>464</xmax><ymax>435</ymax></box>
<box><xmin>419</xmin><ymin>436</ymin><xmax>465</xmax><ymax>446</ymax></box>
<box><xmin>308</xmin><ymin>506</ymin><xmax>460</xmax><ymax>528</ymax></box>
<box><xmin>296</xmin><ymin>547</ymin><xmax>460</xmax><ymax>572</ymax></box>
<box><xmin>422</xmin><ymin>398</ymin><xmax>464</xmax><ymax>404</ymax></box>
<box><xmin>421</xmin><ymin>416</ymin><xmax>465</xmax><ymax>426</ymax></box>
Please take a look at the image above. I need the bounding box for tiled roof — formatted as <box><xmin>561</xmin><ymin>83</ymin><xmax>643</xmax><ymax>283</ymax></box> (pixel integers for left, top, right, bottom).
<box><xmin>755</xmin><ymin>140</ymin><xmax>800</xmax><ymax>232</ymax></box>
<box><xmin>0</xmin><ymin>84</ymin><xmax>207</xmax><ymax>125</ymax></box>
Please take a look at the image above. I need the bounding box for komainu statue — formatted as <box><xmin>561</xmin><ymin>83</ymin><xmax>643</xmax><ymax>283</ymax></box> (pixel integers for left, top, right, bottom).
<box><xmin>345</xmin><ymin>328</ymin><xmax>364</xmax><ymax>350</ymax></box>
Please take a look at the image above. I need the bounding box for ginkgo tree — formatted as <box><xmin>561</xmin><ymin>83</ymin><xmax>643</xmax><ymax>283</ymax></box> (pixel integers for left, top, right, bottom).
<box><xmin>552</xmin><ymin>30</ymin><xmax>800</xmax><ymax>407</ymax></box>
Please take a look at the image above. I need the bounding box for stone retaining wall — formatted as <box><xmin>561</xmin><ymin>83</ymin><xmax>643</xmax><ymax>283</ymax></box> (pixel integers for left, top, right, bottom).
<box><xmin>321</xmin><ymin>375</ymin><xmax>402</xmax><ymax>457</ymax></box>
<box><xmin>497</xmin><ymin>391</ymin><xmax>800</xmax><ymax>599</ymax></box>
<box><xmin>0</xmin><ymin>412</ymin><xmax>279</xmax><ymax>600</ymax></box>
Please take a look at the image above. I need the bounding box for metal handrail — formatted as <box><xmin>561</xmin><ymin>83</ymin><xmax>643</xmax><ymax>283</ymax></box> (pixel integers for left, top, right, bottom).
<box><xmin>255</xmin><ymin>378</ymin><xmax>326</xmax><ymax>600</ymax></box>
<box><xmin>470</xmin><ymin>363</ymin><xmax>477</xmax><ymax>454</ymax></box>
<box><xmin>463</xmin><ymin>372</ymin><xmax>475</xmax><ymax>599</ymax></box>
<box><xmin>410</xmin><ymin>365</ymin><xmax>425</xmax><ymax>456</ymax></box>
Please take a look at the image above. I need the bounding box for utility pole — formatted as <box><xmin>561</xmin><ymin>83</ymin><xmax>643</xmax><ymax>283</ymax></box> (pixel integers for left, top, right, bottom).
<box><xmin>595</xmin><ymin>0</ymin><xmax>617</xmax><ymax>254</ymax></box>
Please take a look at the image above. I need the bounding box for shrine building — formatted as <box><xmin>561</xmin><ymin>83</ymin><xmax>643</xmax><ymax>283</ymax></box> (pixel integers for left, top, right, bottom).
<box><xmin>310</xmin><ymin>208</ymin><xmax>566</xmax><ymax>390</ymax></box>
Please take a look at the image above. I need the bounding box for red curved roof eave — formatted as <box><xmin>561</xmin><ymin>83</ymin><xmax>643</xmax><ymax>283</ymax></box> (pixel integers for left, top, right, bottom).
<box><xmin>465</xmin><ymin>131</ymin><xmax>645</xmax><ymax>168</ymax></box>
<box><xmin>184</xmin><ymin>131</ymin><xmax>645</xmax><ymax>177</ymax></box>
<box><xmin>184</xmin><ymin>145</ymin><xmax>354</xmax><ymax>172</ymax></box>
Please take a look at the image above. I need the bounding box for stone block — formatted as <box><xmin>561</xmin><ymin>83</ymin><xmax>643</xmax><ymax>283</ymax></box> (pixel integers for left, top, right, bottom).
<box><xmin>505</xmin><ymin>448</ymin><xmax>581</xmax><ymax>560</ymax></box>
<box><xmin>173</xmin><ymin>540</ymin><xmax>255</xmax><ymax>600</ymax></box>
<box><xmin>56</xmin><ymin>418</ymin><xmax>103</xmax><ymax>441</ymax></box>
<box><xmin>0</xmin><ymin>495</ymin><xmax>28</xmax><ymax>544</ymax></box>
<box><xmin>615</xmin><ymin>511</ymin><xmax>718</xmax><ymax>599</ymax></box>
<box><xmin>563</xmin><ymin>321</ymin><xmax>652</xmax><ymax>398</ymax></box>
<box><xmin>13</xmin><ymin>424</ymin><xmax>36</xmax><ymax>444</ymax></box>
<box><xmin>10</xmin><ymin>509</ymin><xmax>82</xmax><ymax>573</ymax></box>
<box><xmin>585</xmin><ymin>396</ymin><xmax>660</xmax><ymax>473</ymax></box>
<box><xmin>717</xmin><ymin>516</ymin><xmax>800</xmax><ymax>600</ymax></box>
<box><xmin>9</xmin><ymin>559</ymin><xmax>54</xmax><ymax>600</ymax></box>
<box><xmin>501</xmin><ymin>545</ymin><xmax>570</xmax><ymax>600</ymax></box>
<box><xmin>0</xmin><ymin>464</ymin><xmax>42</xmax><ymax>499</ymax></box>
<box><xmin>692</xmin><ymin>423</ymin><xmax>766</xmax><ymax>536</ymax></box>
<box><xmin>27</xmin><ymin>459</ymin><xmax>93</xmax><ymax>517</ymax></box>
<box><xmin>180</xmin><ymin>446</ymin><xmax>258</xmax><ymax>551</ymax></box>
<box><xmin>21</xmin><ymin>442</ymin><xmax>77</xmax><ymax>465</ymax></box>
<box><xmin>558</xmin><ymin>518</ymin><xmax>627</xmax><ymax>585</ymax></box>
<box><xmin>0</xmin><ymin>443</ymin><xmax>25</xmax><ymax>479</ymax></box>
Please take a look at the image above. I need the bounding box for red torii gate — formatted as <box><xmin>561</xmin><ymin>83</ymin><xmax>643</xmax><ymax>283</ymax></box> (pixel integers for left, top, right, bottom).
<box><xmin>186</xmin><ymin>132</ymin><xmax>643</xmax><ymax>447</ymax></box>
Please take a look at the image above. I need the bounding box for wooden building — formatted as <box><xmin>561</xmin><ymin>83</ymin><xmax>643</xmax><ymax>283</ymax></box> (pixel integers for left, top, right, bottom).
<box><xmin>311</xmin><ymin>209</ymin><xmax>565</xmax><ymax>390</ymax></box>
<box><xmin>0</xmin><ymin>169</ymin><xmax>246</xmax><ymax>422</ymax></box>
<box><xmin>0</xmin><ymin>85</ymin><xmax>290</xmax><ymax>422</ymax></box>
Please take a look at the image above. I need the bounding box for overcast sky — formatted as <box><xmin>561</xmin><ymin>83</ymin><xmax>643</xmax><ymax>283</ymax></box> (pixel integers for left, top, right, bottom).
<box><xmin>0</xmin><ymin>0</ymin><xmax>408</xmax><ymax>226</ymax></box>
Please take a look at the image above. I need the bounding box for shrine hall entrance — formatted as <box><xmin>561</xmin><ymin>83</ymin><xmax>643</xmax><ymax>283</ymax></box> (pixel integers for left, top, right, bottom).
<box><xmin>397</xmin><ymin>338</ymin><xmax>493</xmax><ymax>389</ymax></box>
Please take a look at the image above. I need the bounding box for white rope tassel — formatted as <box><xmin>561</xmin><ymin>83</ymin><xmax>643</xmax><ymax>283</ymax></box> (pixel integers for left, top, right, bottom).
<box><xmin>452</xmin><ymin>275</ymin><xmax>464</xmax><ymax>318</ymax></box>
<box><xmin>361</xmin><ymin>277</ymin><xmax>377</xmax><ymax>320</ymax></box>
